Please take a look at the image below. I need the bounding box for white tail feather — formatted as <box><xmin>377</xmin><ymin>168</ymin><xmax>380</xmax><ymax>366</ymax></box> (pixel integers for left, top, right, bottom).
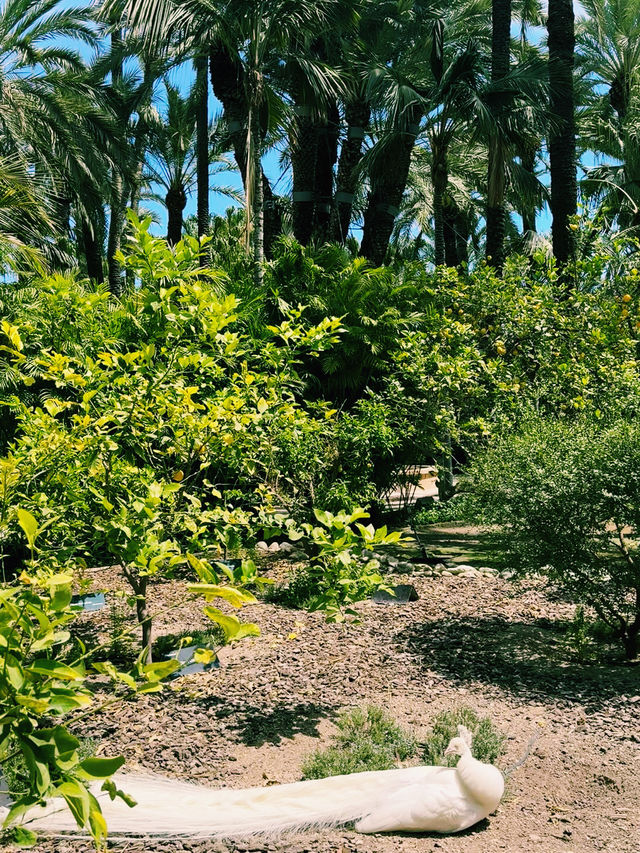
<box><xmin>17</xmin><ymin>766</ymin><xmax>435</xmax><ymax>839</ymax></box>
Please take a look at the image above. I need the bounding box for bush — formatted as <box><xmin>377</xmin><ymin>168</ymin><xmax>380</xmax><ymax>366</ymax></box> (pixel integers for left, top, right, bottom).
<box><xmin>468</xmin><ymin>417</ymin><xmax>640</xmax><ymax>659</ymax></box>
<box><xmin>301</xmin><ymin>707</ymin><xmax>417</xmax><ymax>779</ymax></box>
<box><xmin>422</xmin><ymin>707</ymin><xmax>505</xmax><ymax>768</ymax></box>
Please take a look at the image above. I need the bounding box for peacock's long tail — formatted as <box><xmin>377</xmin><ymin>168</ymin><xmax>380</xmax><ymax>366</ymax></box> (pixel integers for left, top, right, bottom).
<box><xmin>15</xmin><ymin>766</ymin><xmax>432</xmax><ymax>839</ymax></box>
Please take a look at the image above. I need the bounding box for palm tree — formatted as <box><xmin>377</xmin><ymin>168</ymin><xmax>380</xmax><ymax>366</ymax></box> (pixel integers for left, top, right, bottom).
<box><xmin>547</xmin><ymin>0</ymin><xmax>577</xmax><ymax>269</ymax></box>
<box><xmin>485</xmin><ymin>0</ymin><xmax>512</xmax><ymax>269</ymax></box>
<box><xmin>577</xmin><ymin>0</ymin><xmax>640</xmax><ymax>235</ymax></box>
<box><xmin>124</xmin><ymin>0</ymin><xmax>344</xmax><ymax>287</ymax></box>
<box><xmin>143</xmin><ymin>80</ymin><xmax>240</xmax><ymax>245</ymax></box>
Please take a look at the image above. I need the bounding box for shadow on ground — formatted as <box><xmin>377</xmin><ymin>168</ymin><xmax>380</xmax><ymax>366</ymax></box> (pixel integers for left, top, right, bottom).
<box><xmin>397</xmin><ymin>616</ymin><xmax>636</xmax><ymax>709</ymax></box>
<box><xmin>195</xmin><ymin>698</ymin><xmax>338</xmax><ymax>747</ymax></box>
<box><xmin>383</xmin><ymin>523</ymin><xmax>504</xmax><ymax>569</ymax></box>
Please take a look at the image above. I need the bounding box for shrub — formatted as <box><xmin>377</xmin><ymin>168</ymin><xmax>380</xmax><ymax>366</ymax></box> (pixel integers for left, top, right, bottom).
<box><xmin>301</xmin><ymin>707</ymin><xmax>417</xmax><ymax>779</ymax></box>
<box><xmin>468</xmin><ymin>417</ymin><xmax>640</xmax><ymax>659</ymax></box>
<box><xmin>422</xmin><ymin>707</ymin><xmax>505</xmax><ymax>768</ymax></box>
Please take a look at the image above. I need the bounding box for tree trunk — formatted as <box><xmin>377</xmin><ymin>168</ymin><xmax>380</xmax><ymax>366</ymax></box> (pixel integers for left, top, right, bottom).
<box><xmin>195</xmin><ymin>53</ymin><xmax>210</xmax><ymax>239</ymax></box>
<box><xmin>443</xmin><ymin>198</ymin><xmax>459</xmax><ymax>267</ymax></box>
<box><xmin>81</xmin><ymin>216</ymin><xmax>104</xmax><ymax>283</ymax></box>
<box><xmin>290</xmin><ymin>105</ymin><xmax>318</xmax><ymax>245</ymax></box>
<box><xmin>108</xmin><ymin>28</ymin><xmax>125</xmax><ymax>297</ymax></box>
<box><xmin>520</xmin><ymin>144</ymin><xmax>538</xmax><ymax>234</ymax></box>
<box><xmin>360</xmin><ymin>105</ymin><xmax>422</xmax><ymax>266</ymax></box>
<box><xmin>209</xmin><ymin>43</ymin><xmax>281</xmax><ymax>256</ymax></box>
<box><xmin>107</xmin><ymin>174</ymin><xmax>125</xmax><ymax>297</ymax></box>
<box><xmin>313</xmin><ymin>100</ymin><xmax>340</xmax><ymax>243</ymax></box>
<box><xmin>166</xmin><ymin>186</ymin><xmax>187</xmax><ymax>245</ymax></box>
<box><xmin>253</xmin><ymin>126</ymin><xmax>264</xmax><ymax>289</ymax></box>
<box><xmin>548</xmin><ymin>0</ymin><xmax>577</xmax><ymax>272</ymax></box>
<box><xmin>135</xmin><ymin>575</ymin><xmax>152</xmax><ymax>665</ymax></box>
<box><xmin>431</xmin><ymin>144</ymin><xmax>449</xmax><ymax>267</ymax></box>
<box><xmin>330</xmin><ymin>101</ymin><xmax>370</xmax><ymax>244</ymax></box>
<box><xmin>486</xmin><ymin>0</ymin><xmax>511</xmax><ymax>270</ymax></box>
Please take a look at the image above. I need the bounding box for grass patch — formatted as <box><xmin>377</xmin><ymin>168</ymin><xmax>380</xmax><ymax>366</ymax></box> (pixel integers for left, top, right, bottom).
<box><xmin>263</xmin><ymin>569</ymin><xmax>318</xmax><ymax>610</ymax></box>
<box><xmin>301</xmin><ymin>706</ymin><xmax>417</xmax><ymax>779</ymax></box>
<box><xmin>422</xmin><ymin>707</ymin><xmax>505</xmax><ymax>768</ymax></box>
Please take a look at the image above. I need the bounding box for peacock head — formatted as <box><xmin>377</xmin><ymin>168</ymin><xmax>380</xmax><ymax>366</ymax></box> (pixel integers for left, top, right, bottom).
<box><xmin>444</xmin><ymin>725</ymin><xmax>473</xmax><ymax>758</ymax></box>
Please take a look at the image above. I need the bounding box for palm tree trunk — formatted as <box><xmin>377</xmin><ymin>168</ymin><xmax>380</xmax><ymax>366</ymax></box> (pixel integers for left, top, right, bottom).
<box><xmin>107</xmin><ymin>177</ymin><xmax>125</xmax><ymax>297</ymax></box>
<box><xmin>486</xmin><ymin>0</ymin><xmax>511</xmax><ymax>270</ymax></box>
<box><xmin>290</xmin><ymin>105</ymin><xmax>318</xmax><ymax>245</ymax></box>
<box><xmin>108</xmin><ymin>28</ymin><xmax>125</xmax><ymax>297</ymax></box>
<box><xmin>81</xmin><ymin>216</ymin><xmax>104</xmax><ymax>283</ymax></box>
<box><xmin>431</xmin><ymin>144</ymin><xmax>448</xmax><ymax>267</ymax></box>
<box><xmin>548</xmin><ymin>0</ymin><xmax>577</xmax><ymax>272</ymax></box>
<box><xmin>313</xmin><ymin>100</ymin><xmax>340</xmax><ymax>243</ymax></box>
<box><xmin>360</xmin><ymin>106</ymin><xmax>422</xmax><ymax>266</ymax></box>
<box><xmin>209</xmin><ymin>43</ymin><xmax>281</xmax><ymax>256</ymax></box>
<box><xmin>252</xmin><ymin>112</ymin><xmax>264</xmax><ymax>289</ymax></box>
<box><xmin>166</xmin><ymin>186</ymin><xmax>187</xmax><ymax>245</ymax></box>
<box><xmin>443</xmin><ymin>198</ymin><xmax>460</xmax><ymax>267</ymax></box>
<box><xmin>330</xmin><ymin>101</ymin><xmax>370</xmax><ymax>244</ymax></box>
<box><xmin>486</xmin><ymin>133</ymin><xmax>507</xmax><ymax>267</ymax></box>
<box><xmin>519</xmin><ymin>144</ymin><xmax>537</xmax><ymax>234</ymax></box>
<box><xmin>195</xmin><ymin>53</ymin><xmax>210</xmax><ymax>238</ymax></box>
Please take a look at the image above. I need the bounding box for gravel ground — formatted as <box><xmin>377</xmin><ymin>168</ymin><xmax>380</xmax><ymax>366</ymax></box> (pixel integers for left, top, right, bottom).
<box><xmin>30</xmin><ymin>553</ymin><xmax>640</xmax><ymax>853</ymax></box>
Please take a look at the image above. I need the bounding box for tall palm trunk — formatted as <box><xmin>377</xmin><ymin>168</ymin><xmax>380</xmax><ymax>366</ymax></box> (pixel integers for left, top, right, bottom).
<box><xmin>108</xmin><ymin>28</ymin><xmax>125</xmax><ymax>297</ymax></box>
<box><xmin>195</xmin><ymin>53</ymin><xmax>209</xmax><ymax>238</ymax></box>
<box><xmin>80</xmin><ymin>215</ymin><xmax>104</xmax><ymax>283</ymax></box>
<box><xmin>166</xmin><ymin>185</ymin><xmax>187</xmax><ymax>245</ymax></box>
<box><xmin>330</xmin><ymin>101</ymin><xmax>370</xmax><ymax>244</ymax></box>
<box><xmin>548</xmin><ymin>0</ymin><xmax>577</xmax><ymax>272</ymax></box>
<box><xmin>443</xmin><ymin>196</ymin><xmax>465</xmax><ymax>267</ymax></box>
<box><xmin>313</xmin><ymin>100</ymin><xmax>340</xmax><ymax>243</ymax></box>
<box><xmin>431</xmin><ymin>141</ymin><xmax>449</xmax><ymax>267</ymax></box>
<box><xmin>519</xmin><ymin>143</ymin><xmax>538</xmax><ymax>235</ymax></box>
<box><xmin>290</xmin><ymin>104</ymin><xmax>318</xmax><ymax>245</ymax></box>
<box><xmin>486</xmin><ymin>0</ymin><xmax>511</xmax><ymax>270</ymax></box>
<box><xmin>209</xmin><ymin>43</ymin><xmax>280</xmax><ymax>256</ymax></box>
<box><xmin>360</xmin><ymin>105</ymin><xmax>422</xmax><ymax>266</ymax></box>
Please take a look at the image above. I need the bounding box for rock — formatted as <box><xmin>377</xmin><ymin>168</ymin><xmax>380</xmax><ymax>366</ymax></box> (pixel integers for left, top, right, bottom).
<box><xmin>278</xmin><ymin>542</ymin><xmax>294</xmax><ymax>553</ymax></box>
<box><xmin>268</xmin><ymin>542</ymin><xmax>281</xmax><ymax>553</ymax></box>
<box><xmin>372</xmin><ymin>584</ymin><xmax>419</xmax><ymax>604</ymax></box>
<box><xmin>461</xmin><ymin>569</ymin><xmax>479</xmax><ymax>577</ymax></box>
<box><xmin>441</xmin><ymin>570</ymin><xmax>453</xmax><ymax>576</ymax></box>
<box><xmin>434</xmin><ymin>563</ymin><xmax>447</xmax><ymax>572</ymax></box>
<box><xmin>256</xmin><ymin>541</ymin><xmax>269</xmax><ymax>552</ymax></box>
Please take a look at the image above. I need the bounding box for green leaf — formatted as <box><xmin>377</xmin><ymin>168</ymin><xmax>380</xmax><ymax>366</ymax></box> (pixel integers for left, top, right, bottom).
<box><xmin>56</xmin><ymin>779</ymin><xmax>91</xmax><ymax>826</ymax></box>
<box><xmin>16</xmin><ymin>508</ymin><xmax>38</xmax><ymax>550</ymax></box>
<box><xmin>141</xmin><ymin>659</ymin><xmax>180</xmax><ymax>682</ymax></box>
<box><xmin>76</xmin><ymin>756</ymin><xmax>125</xmax><ymax>780</ymax></box>
<box><xmin>203</xmin><ymin>606</ymin><xmax>260</xmax><ymax>642</ymax></box>
<box><xmin>11</xmin><ymin>826</ymin><xmax>38</xmax><ymax>848</ymax></box>
<box><xmin>188</xmin><ymin>583</ymin><xmax>257</xmax><ymax>608</ymax></box>
<box><xmin>27</xmin><ymin>660</ymin><xmax>84</xmax><ymax>681</ymax></box>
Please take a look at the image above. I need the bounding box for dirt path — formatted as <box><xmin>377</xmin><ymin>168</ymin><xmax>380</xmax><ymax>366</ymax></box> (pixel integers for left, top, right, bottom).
<box><xmin>34</xmin><ymin>559</ymin><xmax>640</xmax><ymax>853</ymax></box>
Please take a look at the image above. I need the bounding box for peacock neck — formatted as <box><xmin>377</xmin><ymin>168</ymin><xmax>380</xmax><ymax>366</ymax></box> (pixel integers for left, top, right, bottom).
<box><xmin>454</xmin><ymin>752</ymin><xmax>504</xmax><ymax>812</ymax></box>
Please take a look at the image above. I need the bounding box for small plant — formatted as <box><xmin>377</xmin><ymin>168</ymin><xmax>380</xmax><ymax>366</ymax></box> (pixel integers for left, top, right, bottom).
<box><xmin>301</xmin><ymin>706</ymin><xmax>417</xmax><ymax>779</ymax></box>
<box><xmin>411</xmin><ymin>495</ymin><xmax>473</xmax><ymax>526</ymax></box>
<box><xmin>422</xmin><ymin>708</ymin><xmax>504</xmax><ymax>768</ymax></box>
<box><xmin>153</xmin><ymin>627</ymin><xmax>225</xmax><ymax>660</ymax></box>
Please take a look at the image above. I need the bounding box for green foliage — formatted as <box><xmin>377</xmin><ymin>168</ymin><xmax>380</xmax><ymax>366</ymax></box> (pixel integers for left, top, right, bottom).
<box><xmin>468</xmin><ymin>416</ymin><xmax>640</xmax><ymax>658</ymax></box>
<box><xmin>301</xmin><ymin>706</ymin><xmax>417</xmax><ymax>779</ymax></box>
<box><xmin>422</xmin><ymin>708</ymin><xmax>505</xmax><ymax>768</ymax></box>
<box><xmin>290</xmin><ymin>508</ymin><xmax>407</xmax><ymax>621</ymax></box>
<box><xmin>0</xmin><ymin>557</ymin><xmax>178</xmax><ymax>848</ymax></box>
